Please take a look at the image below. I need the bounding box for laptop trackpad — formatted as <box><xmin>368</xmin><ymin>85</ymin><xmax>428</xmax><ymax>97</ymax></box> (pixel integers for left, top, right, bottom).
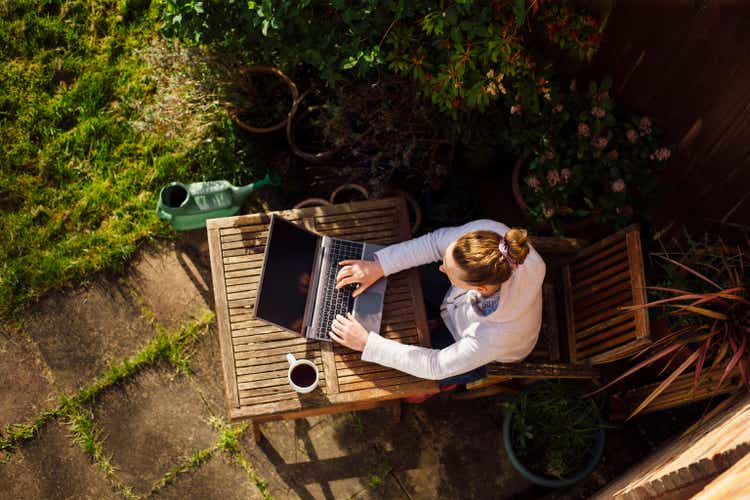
<box><xmin>354</xmin><ymin>278</ymin><xmax>386</xmax><ymax>333</ymax></box>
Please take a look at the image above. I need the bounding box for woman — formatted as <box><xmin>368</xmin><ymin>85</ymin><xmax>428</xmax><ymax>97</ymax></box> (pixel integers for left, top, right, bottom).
<box><xmin>329</xmin><ymin>219</ymin><xmax>546</xmax><ymax>391</ymax></box>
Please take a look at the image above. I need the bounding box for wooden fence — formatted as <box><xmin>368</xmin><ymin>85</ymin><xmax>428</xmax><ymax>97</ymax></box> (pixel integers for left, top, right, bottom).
<box><xmin>590</xmin><ymin>1</ymin><xmax>750</xmax><ymax>235</ymax></box>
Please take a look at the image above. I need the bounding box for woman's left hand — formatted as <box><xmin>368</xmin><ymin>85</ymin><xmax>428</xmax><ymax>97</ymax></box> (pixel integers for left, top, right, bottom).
<box><xmin>329</xmin><ymin>312</ymin><xmax>369</xmax><ymax>351</ymax></box>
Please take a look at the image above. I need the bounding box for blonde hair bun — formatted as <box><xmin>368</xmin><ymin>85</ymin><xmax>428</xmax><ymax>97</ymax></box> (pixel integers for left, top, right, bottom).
<box><xmin>504</xmin><ymin>228</ymin><xmax>530</xmax><ymax>266</ymax></box>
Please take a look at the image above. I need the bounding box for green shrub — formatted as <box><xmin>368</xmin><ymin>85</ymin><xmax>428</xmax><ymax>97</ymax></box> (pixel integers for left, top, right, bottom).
<box><xmin>161</xmin><ymin>1</ymin><xmax>603</xmax><ymax>115</ymax></box>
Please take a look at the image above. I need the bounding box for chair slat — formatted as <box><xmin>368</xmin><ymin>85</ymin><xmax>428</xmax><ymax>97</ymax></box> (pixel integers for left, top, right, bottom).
<box><xmin>563</xmin><ymin>225</ymin><xmax>652</xmax><ymax>365</ymax></box>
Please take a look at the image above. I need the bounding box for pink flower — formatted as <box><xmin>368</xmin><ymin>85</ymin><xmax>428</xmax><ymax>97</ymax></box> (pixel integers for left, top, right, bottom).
<box><xmin>607</xmin><ymin>150</ymin><xmax>619</xmax><ymax>160</ymax></box>
<box><xmin>547</xmin><ymin>169</ymin><xmax>561</xmax><ymax>186</ymax></box>
<box><xmin>626</xmin><ymin>129</ymin><xmax>638</xmax><ymax>143</ymax></box>
<box><xmin>553</xmin><ymin>104</ymin><xmax>563</xmax><ymax>113</ymax></box>
<box><xmin>639</xmin><ymin>116</ymin><xmax>652</xmax><ymax>135</ymax></box>
<box><xmin>577</xmin><ymin>123</ymin><xmax>590</xmax><ymax>137</ymax></box>
<box><xmin>544</xmin><ymin>150</ymin><xmax>555</xmax><ymax>160</ymax></box>
<box><xmin>543</xmin><ymin>206</ymin><xmax>555</xmax><ymax>218</ymax></box>
<box><xmin>592</xmin><ymin>137</ymin><xmax>609</xmax><ymax>150</ymax></box>
<box><xmin>650</xmin><ymin>147</ymin><xmax>672</xmax><ymax>161</ymax></box>
<box><xmin>591</xmin><ymin>106</ymin><xmax>606</xmax><ymax>118</ymax></box>
<box><xmin>611</xmin><ymin>179</ymin><xmax>626</xmax><ymax>192</ymax></box>
<box><xmin>597</xmin><ymin>91</ymin><xmax>609</xmax><ymax>102</ymax></box>
<box><xmin>560</xmin><ymin>168</ymin><xmax>572</xmax><ymax>182</ymax></box>
<box><xmin>525</xmin><ymin>176</ymin><xmax>541</xmax><ymax>190</ymax></box>
<box><xmin>511</xmin><ymin>104</ymin><xmax>522</xmax><ymax>115</ymax></box>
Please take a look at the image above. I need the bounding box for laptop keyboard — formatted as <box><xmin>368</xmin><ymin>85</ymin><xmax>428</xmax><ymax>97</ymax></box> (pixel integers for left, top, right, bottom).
<box><xmin>310</xmin><ymin>239</ymin><xmax>364</xmax><ymax>341</ymax></box>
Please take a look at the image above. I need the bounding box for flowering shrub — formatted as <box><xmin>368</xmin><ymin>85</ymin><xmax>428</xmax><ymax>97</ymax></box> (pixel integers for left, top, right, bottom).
<box><xmin>511</xmin><ymin>78</ymin><xmax>672</xmax><ymax>233</ymax></box>
<box><xmin>386</xmin><ymin>1</ymin><xmax>601</xmax><ymax>115</ymax></box>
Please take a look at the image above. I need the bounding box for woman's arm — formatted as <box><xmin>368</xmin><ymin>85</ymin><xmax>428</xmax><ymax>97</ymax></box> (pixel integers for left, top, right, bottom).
<box><xmin>360</xmin><ymin>328</ymin><xmax>502</xmax><ymax>380</ymax></box>
<box><xmin>331</xmin><ymin>313</ymin><xmax>497</xmax><ymax>380</ymax></box>
<box><xmin>375</xmin><ymin>221</ymin><xmax>504</xmax><ymax>276</ymax></box>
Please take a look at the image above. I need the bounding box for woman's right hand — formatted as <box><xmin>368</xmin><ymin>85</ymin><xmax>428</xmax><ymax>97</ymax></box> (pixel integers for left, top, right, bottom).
<box><xmin>335</xmin><ymin>259</ymin><xmax>384</xmax><ymax>297</ymax></box>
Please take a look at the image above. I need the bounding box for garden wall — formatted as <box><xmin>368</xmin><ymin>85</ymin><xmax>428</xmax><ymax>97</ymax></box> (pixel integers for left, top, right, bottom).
<box><xmin>591</xmin><ymin>1</ymin><xmax>750</xmax><ymax>234</ymax></box>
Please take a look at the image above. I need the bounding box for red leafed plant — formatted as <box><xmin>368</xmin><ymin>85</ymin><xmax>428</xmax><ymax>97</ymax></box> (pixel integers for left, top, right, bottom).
<box><xmin>590</xmin><ymin>233</ymin><xmax>750</xmax><ymax>419</ymax></box>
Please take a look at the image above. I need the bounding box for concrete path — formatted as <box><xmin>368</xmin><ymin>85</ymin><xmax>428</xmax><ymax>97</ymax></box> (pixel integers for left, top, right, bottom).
<box><xmin>0</xmin><ymin>230</ymin><xmax>531</xmax><ymax>499</ymax></box>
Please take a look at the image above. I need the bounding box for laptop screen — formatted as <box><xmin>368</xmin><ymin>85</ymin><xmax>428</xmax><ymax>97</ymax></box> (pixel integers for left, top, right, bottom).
<box><xmin>255</xmin><ymin>216</ymin><xmax>319</xmax><ymax>334</ymax></box>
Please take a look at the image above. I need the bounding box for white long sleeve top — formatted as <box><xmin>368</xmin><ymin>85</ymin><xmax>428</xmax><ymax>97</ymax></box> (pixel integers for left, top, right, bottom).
<box><xmin>361</xmin><ymin>219</ymin><xmax>546</xmax><ymax>380</ymax></box>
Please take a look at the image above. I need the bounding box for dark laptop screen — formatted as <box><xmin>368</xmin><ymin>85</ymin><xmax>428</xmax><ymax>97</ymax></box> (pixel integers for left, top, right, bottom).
<box><xmin>255</xmin><ymin>216</ymin><xmax>319</xmax><ymax>334</ymax></box>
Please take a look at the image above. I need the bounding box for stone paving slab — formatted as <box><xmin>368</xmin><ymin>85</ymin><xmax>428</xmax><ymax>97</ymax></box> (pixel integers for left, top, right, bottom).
<box><xmin>0</xmin><ymin>422</ymin><xmax>118</xmax><ymax>500</ymax></box>
<box><xmin>22</xmin><ymin>276</ymin><xmax>154</xmax><ymax>394</ymax></box>
<box><xmin>92</xmin><ymin>367</ymin><xmax>218</xmax><ymax>496</ymax></box>
<box><xmin>239</xmin><ymin>412</ymin><xmax>407</xmax><ymax>500</ymax></box>
<box><xmin>390</xmin><ymin>398</ymin><xmax>530</xmax><ymax>500</ymax></box>
<box><xmin>185</xmin><ymin>324</ymin><xmax>227</xmax><ymax>417</ymax></box>
<box><xmin>0</xmin><ymin>326</ymin><xmax>56</xmax><ymax>431</ymax></box>
<box><xmin>126</xmin><ymin>238</ymin><xmax>211</xmax><ymax>330</ymax></box>
<box><xmin>156</xmin><ymin>452</ymin><xmax>265</xmax><ymax>500</ymax></box>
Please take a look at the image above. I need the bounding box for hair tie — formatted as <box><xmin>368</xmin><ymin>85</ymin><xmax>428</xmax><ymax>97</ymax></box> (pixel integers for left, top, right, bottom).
<box><xmin>499</xmin><ymin>237</ymin><xmax>519</xmax><ymax>269</ymax></box>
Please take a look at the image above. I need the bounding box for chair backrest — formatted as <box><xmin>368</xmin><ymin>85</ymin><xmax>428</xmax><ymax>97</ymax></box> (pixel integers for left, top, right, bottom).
<box><xmin>562</xmin><ymin>225</ymin><xmax>651</xmax><ymax>365</ymax></box>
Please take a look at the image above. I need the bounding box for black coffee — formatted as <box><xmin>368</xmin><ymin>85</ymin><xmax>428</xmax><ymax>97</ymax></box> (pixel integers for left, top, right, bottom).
<box><xmin>290</xmin><ymin>363</ymin><xmax>317</xmax><ymax>388</ymax></box>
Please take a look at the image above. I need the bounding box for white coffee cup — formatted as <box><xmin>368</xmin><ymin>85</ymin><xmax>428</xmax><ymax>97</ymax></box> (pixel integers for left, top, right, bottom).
<box><xmin>286</xmin><ymin>353</ymin><xmax>320</xmax><ymax>393</ymax></box>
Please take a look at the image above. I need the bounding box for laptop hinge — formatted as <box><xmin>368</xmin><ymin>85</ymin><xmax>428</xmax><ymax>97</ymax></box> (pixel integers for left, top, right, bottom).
<box><xmin>303</xmin><ymin>237</ymin><xmax>327</xmax><ymax>337</ymax></box>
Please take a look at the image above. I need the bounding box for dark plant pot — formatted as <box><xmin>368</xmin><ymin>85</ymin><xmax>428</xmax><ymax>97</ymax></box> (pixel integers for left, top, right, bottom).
<box><xmin>228</xmin><ymin>66</ymin><xmax>299</xmax><ymax>135</ymax></box>
<box><xmin>503</xmin><ymin>387</ymin><xmax>606</xmax><ymax>488</ymax></box>
<box><xmin>511</xmin><ymin>156</ymin><xmax>596</xmax><ymax>234</ymax></box>
<box><xmin>286</xmin><ymin>93</ymin><xmax>339</xmax><ymax>162</ymax></box>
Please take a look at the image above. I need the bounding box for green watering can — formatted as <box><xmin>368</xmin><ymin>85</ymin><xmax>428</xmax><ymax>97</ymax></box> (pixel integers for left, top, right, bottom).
<box><xmin>156</xmin><ymin>173</ymin><xmax>280</xmax><ymax>231</ymax></box>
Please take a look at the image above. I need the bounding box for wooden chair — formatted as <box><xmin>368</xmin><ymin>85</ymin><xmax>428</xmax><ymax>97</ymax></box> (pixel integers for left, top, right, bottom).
<box><xmin>458</xmin><ymin>225</ymin><xmax>652</xmax><ymax>398</ymax></box>
<box><xmin>562</xmin><ymin>225</ymin><xmax>651</xmax><ymax>364</ymax></box>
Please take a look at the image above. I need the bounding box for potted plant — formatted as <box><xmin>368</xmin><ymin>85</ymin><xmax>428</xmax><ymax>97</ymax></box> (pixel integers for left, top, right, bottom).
<box><xmin>503</xmin><ymin>381</ymin><xmax>607</xmax><ymax>488</ymax></box>
<box><xmin>508</xmin><ymin>78</ymin><xmax>672</xmax><ymax>234</ymax></box>
<box><xmin>589</xmin><ymin>232</ymin><xmax>750</xmax><ymax>419</ymax></box>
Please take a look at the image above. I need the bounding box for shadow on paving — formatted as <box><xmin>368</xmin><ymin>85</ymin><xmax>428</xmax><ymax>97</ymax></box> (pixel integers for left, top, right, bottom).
<box><xmin>244</xmin><ymin>396</ymin><xmax>530</xmax><ymax>500</ymax></box>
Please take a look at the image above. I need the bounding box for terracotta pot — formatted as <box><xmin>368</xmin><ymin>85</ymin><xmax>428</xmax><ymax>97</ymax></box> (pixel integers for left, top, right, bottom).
<box><xmin>286</xmin><ymin>91</ymin><xmax>339</xmax><ymax>162</ymax></box>
<box><xmin>511</xmin><ymin>155</ymin><xmax>596</xmax><ymax>234</ymax></box>
<box><xmin>329</xmin><ymin>183</ymin><xmax>369</xmax><ymax>204</ymax></box>
<box><xmin>228</xmin><ymin>66</ymin><xmax>299</xmax><ymax>134</ymax></box>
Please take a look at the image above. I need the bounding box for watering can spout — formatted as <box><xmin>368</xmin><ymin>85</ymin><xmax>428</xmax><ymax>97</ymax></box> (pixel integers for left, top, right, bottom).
<box><xmin>233</xmin><ymin>172</ymin><xmax>281</xmax><ymax>202</ymax></box>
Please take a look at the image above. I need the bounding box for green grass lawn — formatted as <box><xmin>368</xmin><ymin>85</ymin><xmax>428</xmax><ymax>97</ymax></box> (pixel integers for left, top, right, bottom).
<box><xmin>0</xmin><ymin>0</ymin><xmax>258</xmax><ymax>319</ymax></box>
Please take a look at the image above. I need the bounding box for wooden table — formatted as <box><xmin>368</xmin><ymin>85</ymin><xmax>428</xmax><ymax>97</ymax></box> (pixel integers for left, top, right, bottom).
<box><xmin>206</xmin><ymin>197</ymin><xmax>438</xmax><ymax>441</ymax></box>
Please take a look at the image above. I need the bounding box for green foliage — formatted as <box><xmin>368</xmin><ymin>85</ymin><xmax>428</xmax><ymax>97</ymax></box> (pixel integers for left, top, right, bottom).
<box><xmin>385</xmin><ymin>1</ymin><xmax>601</xmax><ymax>115</ymax></box>
<box><xmin>162</xmin><ymin>0</ymin><xmax>401</xmax><ymax>83</ymax></box>
<box><xmin>0</xmin><ymin>1</ymin><xmax>256</xmax><ymax>318</ymax></box>
<box><xmin>510</xmin><ymin>381</ymin><xmax>602</xmax><ymax>479</ymax></box>
<box><xmin>161</xmin><ymin>1</ymin><xmax>602</xmax><ymax>115</ymax></box>
<box><xmin>512</xmin><ymin>78</ymin><xmax>672</xmax><ymax>233</ymax></box>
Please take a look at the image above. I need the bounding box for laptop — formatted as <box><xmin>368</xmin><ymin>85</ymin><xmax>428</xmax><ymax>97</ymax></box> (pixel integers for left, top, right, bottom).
<box><xmin>253</xmin><ymin>214</ymin><xmax>387</xmax><ymax>341</ymax></box>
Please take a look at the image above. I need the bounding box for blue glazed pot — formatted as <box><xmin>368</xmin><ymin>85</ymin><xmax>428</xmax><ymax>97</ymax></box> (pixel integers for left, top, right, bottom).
<box><xmin>502</xmin><ymin>387</ymin><xmax>606</xmax><ymax>488</ymax></box>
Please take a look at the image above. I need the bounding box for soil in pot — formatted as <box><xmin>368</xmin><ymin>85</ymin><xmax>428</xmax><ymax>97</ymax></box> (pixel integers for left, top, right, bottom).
<box><xmin>227</xmin><ymin>67</ymin><xmax>297</xmax><ymax>133</ymax></box>
<box><xmin>287</xmin><ymin>101</ymin><xmax>339</xmax><ymax>162</ymax></box>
